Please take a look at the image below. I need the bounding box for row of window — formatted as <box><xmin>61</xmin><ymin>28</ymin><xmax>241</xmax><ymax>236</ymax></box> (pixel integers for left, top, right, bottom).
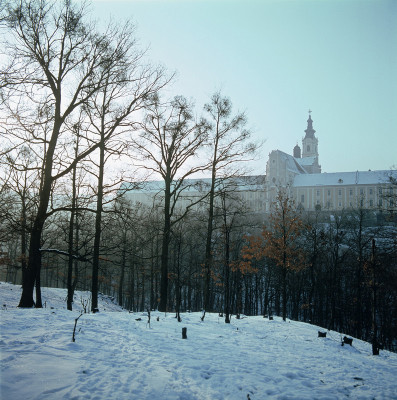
<box><xmin>304</xmin><ymin>198</ymin><xmax>395</xmax><ymax>209</ymax></box>
<box><xmin>312</xmin><ymin>186</ymin><xmax>395</xmax><ymax>198</ymax></box>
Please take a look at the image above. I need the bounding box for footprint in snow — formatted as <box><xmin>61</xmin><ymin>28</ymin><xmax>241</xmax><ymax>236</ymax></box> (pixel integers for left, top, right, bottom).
<box><xmin>200</xmin><ymin>371</ymin><xmax>212</xmax><ymax>380</ymax></box>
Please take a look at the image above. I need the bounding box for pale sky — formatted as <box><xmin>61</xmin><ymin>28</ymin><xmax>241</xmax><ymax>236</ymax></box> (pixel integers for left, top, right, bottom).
<box><xmin>92</xmin><ymin>0</ymin><xmax>397</xmax><ymax>175</ymax></box>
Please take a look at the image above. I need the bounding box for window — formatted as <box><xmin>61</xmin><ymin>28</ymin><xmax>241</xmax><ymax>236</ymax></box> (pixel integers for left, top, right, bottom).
<box><xmin>338</xmin><ymin>189</ymin><xmax>342</xmax><ymax>196</ymax></box>
<box><xmin>379</xmin><ymin>199</ymin><xmax>383</xmax><ymax>207</ymax></box>
<box><xmin>360</xmin><ymin>188</ymin><xmax>364</xmax><ymax>195</ymax></box>
<box><xmin>369</xmin><ymin>188</ymin><xmax>373</xmax><ymax>195</ymax></box>
<box><xmin>338</xmin><ymin>201</ymin><xmax>342</xmax><ymax>207</ymax></box>
<box><xmin>379</xmin><ymin>187</ymin><xmax>382</xmax><ymax>195</ymax></box>
<box><xmin>327</xmin><ymin>190</ymin><xmax>331</xmax><ymax>196</ymax></box>
<box><xmin>316</xmin><ymin>190</ymin><xmax>320</xmax><ymax>196</ymax></box>
<box><xmin>370</xmin><ymin>199</ymin><xmax>373</xmax><ymax>207</ymax></box>
<box><xmin>307</xmin><ymin>145</ymin><xmax>310</xmax><ymax>152</ymax></box>
<box><xmin>301</xmin><ymin>194</ymin><xmax>305</xmax><ymax>203</ymax></box>
<box><xmin>349</xmin><ymin>189</ymin><xmax>353</xmax><ymax>196</ymax></box>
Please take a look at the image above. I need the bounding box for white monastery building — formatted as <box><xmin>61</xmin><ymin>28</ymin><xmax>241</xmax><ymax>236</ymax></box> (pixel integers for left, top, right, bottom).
<box><xmin>126</xmin><ymin>112</ymin><xmax>396</xmax><ymax>217</ymax></box>
<box><xmin>264</xmin><ymin>111</ymin><xmax>396</xmax><ymax>214</ymax></box>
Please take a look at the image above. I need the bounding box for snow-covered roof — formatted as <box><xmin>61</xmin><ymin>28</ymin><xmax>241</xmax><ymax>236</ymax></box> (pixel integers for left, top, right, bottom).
<box><xmin>272</xmin><ymin>150</ymin><xmax>308</xmax><ymax>175</ymax></box>
<box><xmin>296</xmin><ymin>156</ymin><xmax>316</xmax><ymax>167</ymax></box>
<box><xmin>121</xmin><ymin>175</ymin><xmax>266</xmax><ymax>194</ymax></box>
<box><xmin>293</xmin><ymin>170</ymin><xmax>397</xmax><ymax>187</ymax></box>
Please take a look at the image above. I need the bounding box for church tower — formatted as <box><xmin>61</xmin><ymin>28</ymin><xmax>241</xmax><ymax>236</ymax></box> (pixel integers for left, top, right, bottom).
<box><xmin>301</xmin><ymin>111</ymin><xmax>321</xmax><ymax>173</ymax></box>
<box><xmin>293</xmin><ymin>143</ymin><xmax>301</xmax><ymax>158</ymax></box>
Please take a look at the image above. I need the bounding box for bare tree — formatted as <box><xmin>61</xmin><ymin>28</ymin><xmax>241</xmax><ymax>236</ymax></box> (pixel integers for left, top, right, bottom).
<box><xmin>133</xmin><ymin>96</ymin><xmax>208</xmax><ymax>312</ymax></box>
<box><xmin>0</xmin><ymin>0</ymin><xmax>165</xmax><ymax>307</ymax></box>
<box><xmin>242</xmin><ymin>190</ymin><xmax>307</xmax><ymax>321</ymax></box>
<box><xmin>201</xmin><ymin>91</ymin><xmax>259</xmax><ymax>319</ymax></box>
<box><xmin>81</xmin><ymin>24</ymin><xmax>167</xmax><ymax>312</ymax></box>
<box><xmin>0</xmin><ymin>145</ymin><xmax>40</xmax><ymax>286</ymax></box>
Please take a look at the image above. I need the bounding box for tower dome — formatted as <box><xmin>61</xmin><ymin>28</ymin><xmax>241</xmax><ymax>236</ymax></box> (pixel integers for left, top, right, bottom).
<box><xmin>293</xmin><ymin>143</ymin><xmax>301</xmax><ymax>158</ymax></box>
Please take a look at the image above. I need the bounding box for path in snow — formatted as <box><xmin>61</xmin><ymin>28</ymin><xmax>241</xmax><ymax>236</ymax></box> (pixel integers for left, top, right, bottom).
<box><xmin>1</xmin><ymin>282</ymin><xmax>397</xmax><ymax>399</ymax></box>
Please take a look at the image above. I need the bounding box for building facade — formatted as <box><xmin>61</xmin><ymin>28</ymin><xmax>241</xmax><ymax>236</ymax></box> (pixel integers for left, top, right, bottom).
<box><xmin>124</xmin><ymin>176</ymin><xmax>266</xmax><ymax>214</ymax></box>
<box><xmin>125</xmin><ymin>112</ymin><xmax>396</xmax><ymax>218</ymax></box>
<box><xmin>264</xmin><ymin>112</ymin><xmax>397</xmax><ymax>214</ymax></box>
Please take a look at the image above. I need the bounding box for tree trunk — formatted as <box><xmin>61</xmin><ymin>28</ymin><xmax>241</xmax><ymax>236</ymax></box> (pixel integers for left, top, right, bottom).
<box><xmin>91</xmin><ymin>135</ymin><xmax>105</xmax><ymax>313</ymax></box>
<box><xmin>18</xmin><ymin>96</ymin><xmax>62</xmax><ymax>308</ymax></box>
<box><xmin>159</xmin><ymin>178</ymin><xmax>171</xmax><ymax>312</ymax></box>
<box><xmin>118</xmin><ymin>231</ymin><xmax>127</xmax><ymax>307</ymax></box>
<box><xmin>371</xmin><ymin>239</ymin><xmax>380</xmax><ymax>355</ymax></box>
<box><xmin>203</xmin><ymin>161</ymin><xmax>217</xmax><ymax>318</ymax></box>
<box><xmin>224</xmin><ymin>225</ymin><xmax>231</xmax><ymax>323</ymax></box>
<box><xmin>282</xmin><ymin>252</ymin><xmax>287</xmax><ymax>321</ymax></box>
<box><xmin>67</xmin><ymin>204</ymin><xmax>76</xmax><ymax>311</ymax></box>
<box><xmin>67</xmin><ymin>136</ymin><xmax>78</xmax><ymax>311</ymax></box>
<box><xmin>18</xmin><ymin>199</ymin><xmax>46</xmax><ymax>307</ymax></box>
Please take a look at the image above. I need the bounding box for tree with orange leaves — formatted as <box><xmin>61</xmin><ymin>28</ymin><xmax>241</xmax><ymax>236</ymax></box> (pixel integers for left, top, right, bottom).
<box><xmin>242</xmin><ymin>189</ymin><xmax>307</xmax><ymax>321</ymax></box>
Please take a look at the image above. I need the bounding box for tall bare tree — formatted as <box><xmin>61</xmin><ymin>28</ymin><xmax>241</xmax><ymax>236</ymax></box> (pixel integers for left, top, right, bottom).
<box><xmin>133</xmin><ymin>96</ymin><xmax>208</xmax><ymax>311</ymax></box>
<box><xmin>81</xmin><ymin>23</ymin><xmax>166</xmax><ymax>312</ymax></box>
<box><xmin>201</xmin><ymin>92</ymin><xmax>259</xmax><ymax>319</ymax></box>
<box><xmin>0</xmin><ymin>0</ymin><xmax>165</xmax><ymax>307</ymax></box>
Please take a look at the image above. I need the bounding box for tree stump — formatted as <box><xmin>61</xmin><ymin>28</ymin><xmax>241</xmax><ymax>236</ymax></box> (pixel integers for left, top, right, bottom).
<box><xmin>182</xmin><ymin>327</ymin><xmax>187</xmax><ymax>339</ymax></box>
<box><xmin>372</xmin><ymin>339</ymin><xmax>380</xmax><ymax>355</ymax></box>
<box><xmin>342</xmin><ymin>336</ymin><xmax>353</xmax><ymax>346</ymax></box>
<box><xmin>318</xmin><ymin>331</ymin><xmax>327</xmax><ymax>338</ymax></box>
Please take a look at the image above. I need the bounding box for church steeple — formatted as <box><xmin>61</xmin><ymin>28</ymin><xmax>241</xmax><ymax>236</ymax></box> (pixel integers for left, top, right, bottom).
<box><xmin>304</xmin><ymin>109</ymin><xmax>316</xmax><ymax>139</ymax></box>
<box><xmin>301</xmin><ymin>110</ymin><xmax>321</xmax><ymax>173</ymax></box>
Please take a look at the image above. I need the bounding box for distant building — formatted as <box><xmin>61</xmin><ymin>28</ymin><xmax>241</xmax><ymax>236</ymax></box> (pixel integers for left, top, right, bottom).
<box><xmin>124</xmin><ymin>112</ymin><xmax>396</xmax><ymax>218</ymax></box>
<box><xmin>123</xmin><ymin>175</ymin><xmax>266</xmax><ymax>214</ymax></box>
<box><xmin>264</xmin><ymin>112</ymin><xmax>397</xmax><ymax>215</ymax></box>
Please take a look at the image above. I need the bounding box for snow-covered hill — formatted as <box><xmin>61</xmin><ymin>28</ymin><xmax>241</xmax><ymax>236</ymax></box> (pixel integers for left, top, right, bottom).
<box><xmin>1</xmin><ymin>282</ymin><xmax>397</xmax><ymax>399</ymax></box>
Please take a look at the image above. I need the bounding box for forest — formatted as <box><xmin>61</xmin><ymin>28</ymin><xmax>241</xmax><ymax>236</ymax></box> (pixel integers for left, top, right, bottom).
<box><xmin>0</xmin><ymin>0</ymin><xmax>396</xmax><ymax>355</ymax></box>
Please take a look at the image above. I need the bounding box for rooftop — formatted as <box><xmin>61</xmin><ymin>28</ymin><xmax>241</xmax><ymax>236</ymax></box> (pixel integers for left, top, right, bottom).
<box><xmin>293</xmin><ymin>170</ymin><xmax>397</xmax><ymax>187</ymax></box>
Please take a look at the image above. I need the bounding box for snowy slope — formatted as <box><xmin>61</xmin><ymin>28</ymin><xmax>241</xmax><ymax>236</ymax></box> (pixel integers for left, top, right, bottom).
<box><xmin>1</xmin><ymin>282</ymin><xmax>397</xmax><ymax>400</ymax></box>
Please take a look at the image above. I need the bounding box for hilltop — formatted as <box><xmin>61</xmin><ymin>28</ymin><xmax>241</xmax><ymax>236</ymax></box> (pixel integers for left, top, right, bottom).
<box><xmin>1</xmin><ymin>282</ymin><xmax>397</xmax><ymax>399</ymax></box>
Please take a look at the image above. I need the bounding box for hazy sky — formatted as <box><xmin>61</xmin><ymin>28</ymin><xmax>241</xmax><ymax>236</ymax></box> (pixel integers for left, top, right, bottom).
<box><xmin>92</xmin><ymin>0</ymin><xmax>397</xmax><ymax>175</ymax></box>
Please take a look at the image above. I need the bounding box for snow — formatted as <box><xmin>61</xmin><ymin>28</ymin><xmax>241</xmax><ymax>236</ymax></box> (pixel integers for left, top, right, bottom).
<box><xmin>294</xmin><ymin>170</ymin><xmax>397</xmax><ymax>187</ymax></box>
<box><xmin>122</xmin><ymin>176</ymin><xmax>266</xmax><ymax>195</ymax></box>
<box><xmin>296</xmin><ymin>156</ymin><xmax>317</xmax><ymax>167</ymax></box>
<box><xmin>1</xmin><ymin>282</ymin><xmax>397</xmax><ymax>400</ymax></box>
<box><xmin>271</xmin><ymin>150</ymin><xmax>308</xmax><ymax>175</ymax></box>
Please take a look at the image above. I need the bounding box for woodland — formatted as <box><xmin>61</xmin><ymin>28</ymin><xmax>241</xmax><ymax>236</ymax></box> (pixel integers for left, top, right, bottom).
<box><xmin>0</xmin><ymin>0</ymin><xmax>396</xmax><ymax>355</ymax></box>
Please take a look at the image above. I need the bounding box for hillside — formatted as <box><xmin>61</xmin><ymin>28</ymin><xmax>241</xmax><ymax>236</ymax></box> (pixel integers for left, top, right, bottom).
<box><xmin>1</xmin><ymin>282</ymin><xmax>397</xmax><ymax>399</ymax></box>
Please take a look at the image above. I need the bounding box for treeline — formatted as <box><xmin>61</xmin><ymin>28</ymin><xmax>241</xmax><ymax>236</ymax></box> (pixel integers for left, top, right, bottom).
<box><xmin>0</xmin><ymin>0</ymin><xmax>257</xmax><ymax>313</ymax></box>
<box><xmin>0</xmin><ymin>0</ymin><xmax>396</xmax><ymax>354</ymax></box>
<box><xmin>1</xmin><ymin>179</ymin><xmax>397</xmax><ymax>351</ymax></box>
